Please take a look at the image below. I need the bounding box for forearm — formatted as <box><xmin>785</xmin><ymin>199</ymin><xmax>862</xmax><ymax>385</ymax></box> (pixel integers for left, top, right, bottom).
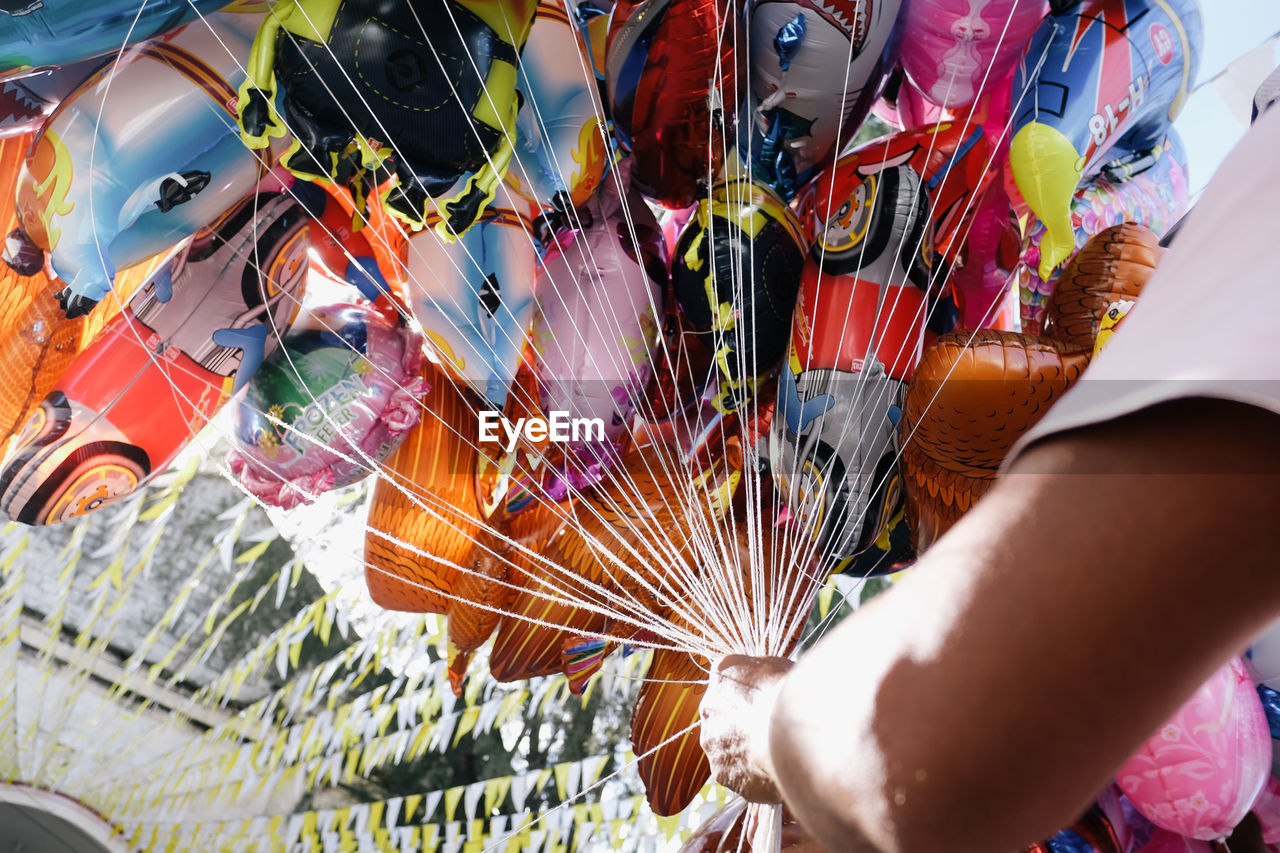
<box><xmin>768</xmin><ymin>399</ymin><xmax>1280</xmax><ymax>853</ymax></box>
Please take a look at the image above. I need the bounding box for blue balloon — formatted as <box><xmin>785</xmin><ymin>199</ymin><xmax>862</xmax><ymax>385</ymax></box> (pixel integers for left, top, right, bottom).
<box><xmin>0</xmin><ymin>0</ymin><xmax>233</xmax><ymax>79</ymax></box>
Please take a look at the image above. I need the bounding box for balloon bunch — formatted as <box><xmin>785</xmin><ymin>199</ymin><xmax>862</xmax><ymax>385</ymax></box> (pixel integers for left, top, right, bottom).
<box><xmin>0</xmin><ymin>0</ymin><xmax>1217</xmax><ymax>830</ymax></box>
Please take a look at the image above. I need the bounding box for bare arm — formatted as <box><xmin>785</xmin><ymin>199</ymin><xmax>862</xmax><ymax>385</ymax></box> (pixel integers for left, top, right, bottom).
<box><xmin>762</xmin><ymin>398</ymin><xmax>1280</xmax><ymax>852</ymax></box>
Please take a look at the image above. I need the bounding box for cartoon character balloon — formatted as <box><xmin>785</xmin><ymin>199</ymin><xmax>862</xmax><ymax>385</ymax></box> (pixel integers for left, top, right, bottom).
<box><xmin>230</xmin><ymin>302</ymin><xmax>426</xmax><ymax>509</ymax></box>
<box><xmin>13</xmin><ymin>10</ymin><xmax>273</xmax><ymax>317</ymax></box>
<box><xmin>0</xmin><ymin>0</ymin><xmax>240</xmax><ymax>80</ymax></box>
<box><xmin>237</xmin><ymin>0</ymin><xmax>537</xmax><ymax>239</ymax></box>
<box><xmin>898</xmin><ymin>0</ymin><xmax>1048</xmax><ymax>110</ymax></box>
<box><xmin>901</xmin><ymin>223</ymin><xmax>1160</xmax><ymax>552</ymax></box>
<box><xmin>671</xmin><ymin>178</ymin><xmax>806</xmax><ymax>414</ymax></box>
<box><xmin>403</xmin><ymin>191</ymin><xmax>539</xmax><ymax>409</ymax></box>
<box><xmin>0</xmin><ymin>191</ymin><xmax>310</xmax><ymax>525</ymax></box>
<box><xmin>1016</xmin><ymin>131</ymin><xmax>1188</xmax><ymax>332</ymax></box>
<box><xmin>507</xmin><ymin>1</ymin><xmax>610</xmax><ymax>213</ymax></box>
<box><xmin>745</xmin><ymin>0</ymin><xmax>904</xmax><ymax>197</ymax></box>
<box><xmin>1008</xmin><ymin>0</ymin><xmax>1202</xmax><ymax>280</ymax></box>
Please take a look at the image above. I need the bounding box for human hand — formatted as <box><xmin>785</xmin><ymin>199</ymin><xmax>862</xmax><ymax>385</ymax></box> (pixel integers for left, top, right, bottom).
<box><xmin>699</xmin><ymin>654</ymin><xmax>794</xmax><ymax>803</ymax></box>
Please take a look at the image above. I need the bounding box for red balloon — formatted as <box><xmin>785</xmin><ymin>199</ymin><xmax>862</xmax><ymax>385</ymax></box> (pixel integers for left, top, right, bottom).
<box><xmin>605</xmin><ymin>0</ymin><xmax>742</xmax><ymax>208</ymax></box>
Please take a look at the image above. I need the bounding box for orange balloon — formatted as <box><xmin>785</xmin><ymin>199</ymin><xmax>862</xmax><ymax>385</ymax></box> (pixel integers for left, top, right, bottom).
<box><xmin>363</xmin><ymin>363</ymin><xmax>484</xmax><ymax>613</ymax></box>
<box><xmin>632</xmin><ymin>647</ymin><xmax>711</xmax><ymax>817</ymax></box>
<box><xmin>488</xmin><ymin>441</ymin><xmax>719</xmax><ymax>682</ymax></box>
<box><xmin>444</xmin><ymin>504</ymin><xmax>566</xmax><ymax>694</ymax></box>
<box><xmin>900</xmin><ymin>223</ymin><xmax>1161</xmax><ymax>551</ymax></box>
<box><xmin>1042</xmin><ymin>223</ymin><xmax>1161</xmax><ymax>350</ymax></box>
<box><xmin>0</xmin><ymin>132</ymin><xmax>157</xmax><ymax>447</ymax></box>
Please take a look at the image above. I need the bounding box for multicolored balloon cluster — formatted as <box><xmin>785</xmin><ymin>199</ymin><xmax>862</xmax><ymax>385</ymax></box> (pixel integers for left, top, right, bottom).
<box><xmin>0</xmin><ymin>0</ymin><xmax>1228</xmax><ymax>830</ymax></box>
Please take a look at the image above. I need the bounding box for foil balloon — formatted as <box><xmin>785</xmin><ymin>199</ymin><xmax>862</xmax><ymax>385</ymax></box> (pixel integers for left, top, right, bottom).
<box><xmin>900</xmin><ymin>223</ymin><xmax>1160</xmax><ymax>551</ymax></box>
<box><xmin>1008</xmin><ymin>0</ymin><xmax>1202</xmax><ymax>280</ymax></box>
<box><xmin>872</xmin><ymin>69</ymin><xmax>946</xmax><ymax>130</ymax></box>
<box><xmin>237</xmin><ymin>0</ymin><xmax>537</xmax><ymax>238</ymax></box>
<box><xmin>898</xmin><ymin>0</ymin><xmax>1048</xmax><ymax>110</ymax></box>
<box><xmin>770</xmin><ymin>165</ymin><xmax>931</xmax><ymax>572</ymax></box>
<box><xmin>1017</xmin><ymin>131</ymin><xmax>1188</xmax><ymax>332</ymax></box>
<box><xmin>0</xmin><ymin>0</ymin><xmax>238</xmax><ymax>80</ymax></box>
<box><xmin>301</xmin><ymin>181</ymin><xmax>407</xmax><ymax>303</ymax></box>
<box><xmin>403</xmin><ymin>193</ymin><xmax>538</xmax><ymax>409</ymax></box>
<box><xmin>0</xmin><ymin>191</ymin><xmax>310</xmax><ymax>525</ymax></box>
<box><xmin>605</xmin><ymin>0</ymin><xmax>742</xmax><ymax>209</ymax></box>
<box><xmin>488</xmin><ymin>439</ymin><xmax>730</xmax><ymax>684</ymax></box>
<box><xmin>1116</xmin><ymin>658</ymin><xmax>1270</xmax><ymax>841</ymax></box>
<box><xmin>533</xmin><ymin>173</ymin><xmax>666</xmax><ymax>478</ymax></box>
<box><xmin>444</xmin><ymin>498</ymin><xmax>569</xmax><ymax>695</ymax></box>
<box><xmin>671</xmin><ymin>178</ymin><xmax>806</xmax><ymax>414</ymax></box>
<box><xmin>630</xmin><ymin>520</ymin><xmax>813</xmax><ymax>817</ymax></box>
<box><xmin>797</xmin><ymin>93</ymin><xmax>1011</xmax><ymax>273</ymax></box>
<box><xmin>363</xmin><ymin>360</ymin><xmax>484</xmax><ymax>615</ymax></box>
<box><xmin>632</xmin><ymin>648</ymin><xmax>712</xmax><ymax>816</ymax></box>
<box><xmin>745</xmin><ymin>0</ymin><xmax>904</xmax><ymax>198</ymax></box>
<box><xmin>949</xmin><ymin>178</ymin><xmax>1023</xmax><ymax>329</ymax></box>
<box><xmin>0</xmin><ymin>131</ymin><xmax>157</xmax><ymax>445</ymax></box>
<box><xmin>506</xmin><ymin>1</ymin><xmax>609</xmax><ymax>212</ymax></box>
<box><xmin>0</xmin><ymin>60</ymin><xmax>100</xmax><ymax>140</ymax></box>
<box><xmin>0</xmin><ymin>264</ymin><xmax>160</xmax><ymax>451</ymax></box>
<box><xmin>229</xmin><ymin>302</ymin><xmax>426</xmax><ymax>509</ymax></box>
<box><xmin>13</xmin><ymin>10</ymin><xmax>273</xmax><ymax>316</ymax></box>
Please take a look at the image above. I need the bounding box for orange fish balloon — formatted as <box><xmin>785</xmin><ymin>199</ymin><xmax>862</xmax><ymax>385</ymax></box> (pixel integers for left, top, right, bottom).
<box><xmin>363</xmin><ymin>363</ymin><xmax>485</xmax><ymax>614</ymax></box>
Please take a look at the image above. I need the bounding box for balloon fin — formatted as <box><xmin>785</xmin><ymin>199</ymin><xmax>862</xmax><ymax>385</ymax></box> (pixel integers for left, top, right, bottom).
<box><xmin>446</xmin><ymin>640</ymin><xmax>470</xmax><ymax>698</ymax></box>
<box><xmin>562</xmin><ymin>637</ymin><xmax>609</xmax><ymax>695</ymax></box>
<box><xmin>445</xmin><ymin>542</ymin><xmax>511</xmax><ymax>676</ymax></box>
<box><xmin>632</xmin><ymin>649</ymin><xmax>711</xmax><ymax>817</ymax></box>
<box><xmin>363</xmin><ymin>361</ymin><xmax>482</xmax><ymax>614</ymax></box>
<box><xmin>489</xmin><ymin>591</ymin><xmax>605</xmax><ymax>682</ymax></box>
<box><xmin>1009</xmin><ymin>122</ymin><xmax>1083</xmax><ymax>280</ymax></box>
<box><xmin>212</xmin><ymin>324</ymin><xmax>270</xmax><ymax>394</ymax></box>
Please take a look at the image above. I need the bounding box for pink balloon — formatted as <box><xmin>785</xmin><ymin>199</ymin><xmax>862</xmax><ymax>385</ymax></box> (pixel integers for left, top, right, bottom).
<box><xmin>1133</xmin><ymin>830</ymin><xmax>1217</xmax><ymax>853</ymax></box>
<box><xmin>949</xmin><ymin>177</ymin><xmax>1020</xmax><ymax>329</ymax></box>
<box><xmin>533</xmin><ymin>171</ymin><xmax>666</xmax><ymax>476</ymax></box>
<box><xmin>872</xmin><ymin>83</ymin><xmax>945</xmax><ymax>131</ymax></box>
<box><xmin>1250</xmin><ymin>776</ymin><xmax>1280</xmax><ymax>845</ymax></box>
<box><xmin>1116</xmin><ymin>658</ymin><xmax>1270</xmax><ymax>841</ymax></box>
<box><xmin>899</xmin><ymin>0</ymin><xmax>1047</xmax><ymax>109</ymax></box>
<box><xmin>229</xmin><ymin>303</ymin><xmax>427</xmax><ymax>509</ymax></box>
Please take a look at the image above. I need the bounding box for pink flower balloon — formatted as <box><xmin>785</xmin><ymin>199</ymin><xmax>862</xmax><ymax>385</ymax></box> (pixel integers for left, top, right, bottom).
<box><xmin>899</xmin><ymin>0</ymin><xmax>1047</xmax><ymax>109</ymax></box>
<box><xmin>1116</xmin><ymin>658</ymin><xmax>1270</xmax><ymax>841</ymax></box>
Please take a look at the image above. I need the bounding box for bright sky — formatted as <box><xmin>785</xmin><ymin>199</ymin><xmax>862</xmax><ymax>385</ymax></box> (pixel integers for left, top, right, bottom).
<box><xmin>1174</xmin><ymin>0</ymin><xmax>1280</xmax><ymax>193</ymax></box>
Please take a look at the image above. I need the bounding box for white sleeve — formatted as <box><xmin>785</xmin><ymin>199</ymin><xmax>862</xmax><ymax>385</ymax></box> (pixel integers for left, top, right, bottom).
<box><xmin>1003</xmin><ymin>106</ymin><xmax>1280</xmax><ymax>468</ymax></box>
